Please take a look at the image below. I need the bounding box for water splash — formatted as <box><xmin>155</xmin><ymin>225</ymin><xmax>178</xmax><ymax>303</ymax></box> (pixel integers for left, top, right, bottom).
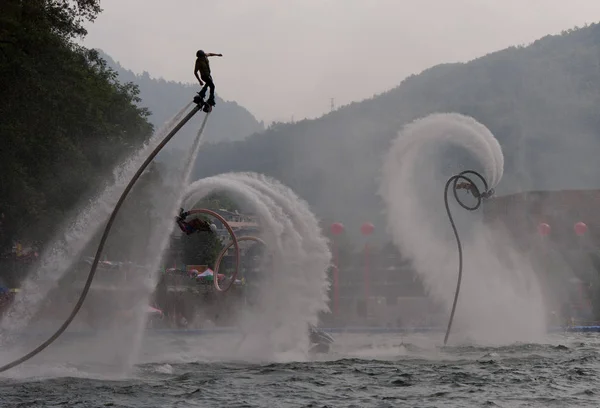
<box><xmin>182</xmin><ymin>172</ymin><xmax>331</xmax><ymax>359</ymax></box>
<box><xmin>1</xmin><ymin>104</ymin><xmax>194</xmax><ymax>337</ymax></box>
<box><xmin>379</xmin><ymin>113</ymin><xmax>546</xmax><ymax>345</ymax></box>
<box><xmin>121</xmin><ymin>112</ymin><xmax>212</xmax><ymax>369</ymax></box>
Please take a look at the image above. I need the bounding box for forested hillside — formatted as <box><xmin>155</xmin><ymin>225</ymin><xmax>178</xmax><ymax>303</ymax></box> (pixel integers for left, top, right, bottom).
<box><xmin>0</xmin><ymin>1</ymin><xmax>153</xmax><ymax>254</ymax></box>
<box><xmin>192</xmin><ymin>24</ymin><xmax>600</xmax><ymax>240</ymax></box>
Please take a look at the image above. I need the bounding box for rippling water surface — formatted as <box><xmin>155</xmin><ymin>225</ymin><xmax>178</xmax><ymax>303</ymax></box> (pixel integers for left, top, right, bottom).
<box><xmin>1</xmin><ymin>332</ymin><xmax>599</xmax><ymax>407</ymax></box>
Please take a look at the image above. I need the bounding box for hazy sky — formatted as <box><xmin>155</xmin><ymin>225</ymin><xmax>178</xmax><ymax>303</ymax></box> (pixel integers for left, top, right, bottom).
<box><xmin>84</xmin><ymin>0</ymin><xmax>600</xmax><ymax>123</ymax></box>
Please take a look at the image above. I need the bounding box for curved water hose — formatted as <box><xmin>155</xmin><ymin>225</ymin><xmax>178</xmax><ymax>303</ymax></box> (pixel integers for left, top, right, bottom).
<box><xmin>443</xmin><ymin>170</ymin><xmax>494</xmax><ymax>346</ymax></box>
<box><xmin>214</xmin><ymin>235</ymin><xmax>266</xmax><ymax>269</ymax></box>
<box><xmin>0</xmin><ymin>103</ymin><xmax>207</xmax><ymax>373</ymax></box>
<box><xmin>214</xmin><ymin>235</ymin><xmax>266</xmax><ymax>289</ymax></box>
<box><xmin>185</xmin><ymin>209</ymin><xmax>242</xmax><ymax>292</ymax></box>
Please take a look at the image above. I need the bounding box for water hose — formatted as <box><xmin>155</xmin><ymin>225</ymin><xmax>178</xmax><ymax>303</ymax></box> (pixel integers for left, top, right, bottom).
<box><xmin>443</xmin><ymin>170</ymin><xmax>494</xmax><ymax>345</ymax></box>
<box><xmin>0</xmin><ymin>102</ymin><xmax>207</xmax><ymax>373</ymax></box>
<box><xmin>214</xmin><ymin>235</ymin><xmax>266</xmax><ymax>290</ymax></box>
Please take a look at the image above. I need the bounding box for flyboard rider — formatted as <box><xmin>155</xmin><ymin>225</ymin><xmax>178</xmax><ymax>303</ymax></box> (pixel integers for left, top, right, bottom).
<box><xmin>455</xmin><ymin>181</ymin><xmax>493</xmax><ymax>199</ymax></box>
<box><xmin>176</xmin><ymin>208</ymin><xmax>216</xmax><ymax>235</ymax></box>
<box><xmin>194</xmin><ymin>50</ymin><xmax>223</xmax><ymax>107</ymax></box>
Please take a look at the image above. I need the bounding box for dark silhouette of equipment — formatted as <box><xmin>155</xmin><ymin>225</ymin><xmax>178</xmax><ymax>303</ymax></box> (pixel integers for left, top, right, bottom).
<box><xmin>443</xmin><ymin>170</ymin><xmax>494</xmax><ymax>346</ymax></box>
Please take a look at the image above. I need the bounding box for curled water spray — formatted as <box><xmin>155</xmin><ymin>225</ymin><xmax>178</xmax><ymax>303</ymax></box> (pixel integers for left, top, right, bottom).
<box><xmin>381</xmin><ymin>113</ymin><xmax>546</xmax><ymax>345</ymax></box>
<box><xmin>218</xmin><ymin>172</ymin><xmax>332</xmax><ymax>313</ymax></box>
<box><xmin>183</xmin><ymin>172</ymin><xmax>331</xmax><ymax>357</ymax></box>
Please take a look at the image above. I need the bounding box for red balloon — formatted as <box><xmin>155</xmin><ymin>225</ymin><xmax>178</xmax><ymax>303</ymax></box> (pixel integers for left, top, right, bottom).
<box><xmin>574</xmin><ymin>222</ymin><xmax>587</xmax><ymax>236</ymax></box>
<box><xmin>360</xmin><ymin>222</ymin><xmax>375</xmax><ymax>236</ymax></box>
<box><xmin>538</xmin><ymin>223</ymin><xmax>551</xmax><ymax>236</ymax></box>
<box><xmin>330</xmin><ymin>222</ymin><xmax>344</xmax><ymax>236</ymax></box>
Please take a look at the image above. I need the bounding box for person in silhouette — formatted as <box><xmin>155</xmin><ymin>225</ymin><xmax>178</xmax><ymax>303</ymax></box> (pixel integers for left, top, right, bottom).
<box><xmin>455</xmin><ymin>181</ymin><xmax>494</xmax><ymax>199</ymax></box>
<box><xmin>455</xmin><ymin>181</ymin><xmax>480</xmax><ymax>197</ymax></box>
<box><xmin>194</xmin><ymin>50</ymin><xmax>223</xmax><ymax>106</ymax></box>
<box><xmin>176</xmin><ymin>208</ymin><xmax>215</xmax><ymax>235</ymax></box>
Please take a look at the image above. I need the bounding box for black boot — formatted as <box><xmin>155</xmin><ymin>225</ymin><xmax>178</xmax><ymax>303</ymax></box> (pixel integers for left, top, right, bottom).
<box><xmin>207</xmin><ymin>96</ymin><xmax>216</xmax><ymax>106</ymax></box>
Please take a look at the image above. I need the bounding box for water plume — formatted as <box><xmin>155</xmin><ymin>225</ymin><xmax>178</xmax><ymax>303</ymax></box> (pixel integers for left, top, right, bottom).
<box><xmin>379</xmin><ymin>113</ymin><xmax>546</xmax><ymax>345</ymax></box>
<box><xmin>121</xmin><ymin>112</ymin><xmax>213</xmax><ymax>369</ymax></box>
<box><xmin>183</xmin><ymin>172</ymin><xmax>331</xmax><ymax>359</ymax></box>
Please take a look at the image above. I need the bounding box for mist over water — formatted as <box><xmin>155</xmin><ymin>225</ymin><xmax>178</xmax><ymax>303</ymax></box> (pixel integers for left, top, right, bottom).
<box><xmin>183</xmin><ymin>172</ymin><xmax>331</xmax><ymax>360</ymax></box>
<box><xmin>0</xmin><ymin>103</ymin><xmax>194</xmax><ymax>337</ymax></box>
<box><xmin>380</xmin><ymin>113</ymin><xmax>547</xmax><ymax>345</ymax></box>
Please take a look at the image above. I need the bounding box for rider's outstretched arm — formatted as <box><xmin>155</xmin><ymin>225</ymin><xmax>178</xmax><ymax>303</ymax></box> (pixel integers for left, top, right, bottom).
<box><xmin>206</xmin><ymin>53</ymin><xmax>223</xmax><ymax>57</ymax></box>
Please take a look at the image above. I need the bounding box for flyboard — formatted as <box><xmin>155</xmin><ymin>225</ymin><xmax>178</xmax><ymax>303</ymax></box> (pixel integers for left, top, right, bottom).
<box><xmin>193</xmin><ymin>93</ymin><xmax>214</xmax><ymax>113</ymax></box>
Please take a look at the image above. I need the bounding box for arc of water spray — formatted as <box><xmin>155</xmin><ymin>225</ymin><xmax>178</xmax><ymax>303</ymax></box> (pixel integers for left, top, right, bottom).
<box><xmin>0</xmin><ymin>102</ymin><xmax>214</xmax><ymax>373</ymax></box>
<box><xmin>380</xmin><ymin>113</ymin><xmax>507</xmax><ymax>347</ymax></box>
<box><xmin>182</xmin><ymin>173</ymin><xmax>331</xmax><ymax>356</ymax></box>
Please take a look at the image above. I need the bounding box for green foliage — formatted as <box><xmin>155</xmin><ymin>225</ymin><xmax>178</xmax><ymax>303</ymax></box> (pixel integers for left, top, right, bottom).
<box><xmin>0</xmin><ymin>1</ymin><xmax>153</xmax><ymax>254</ymax></box>
<box><xmin>181</xmin><ymin>231</ymin><xmax>223</xmax><ymax>268</ymax></box>
<box><xmin>165</xmin><ymin>231</ymin><xmax>223</xmax><ymax>271</ymax></box>
<box><xmin>0</xmin><ymin>1</ymin><xmax>102</xmax><ymax>47</ymax></box>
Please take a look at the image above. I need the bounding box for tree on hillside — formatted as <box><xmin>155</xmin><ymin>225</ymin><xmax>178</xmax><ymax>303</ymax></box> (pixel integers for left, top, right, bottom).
<box><xmin>162</xmin><ymin>230</ymin><xmax>223</xmax><ymax>272</ymax></box>
<box><xmin>0</xmin><ymin>1</ymin><xmax>101</xmax><ymax>47</ymax></box>
<box><xmin>180</xmin><ymin>230</ymin><xmax>223</xmax><ymax>269</ymax></box>
<box><xmin>0</xmin><ymin>1</ymin><xmax>153</xmax><ymax>259</ymax></box>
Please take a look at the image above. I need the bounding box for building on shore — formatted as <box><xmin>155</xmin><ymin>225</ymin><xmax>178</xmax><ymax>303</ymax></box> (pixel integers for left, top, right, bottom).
<box><xmin>482</xmin><ymin>189</ymin><xmax>600</xmax><ymax>321</ymax></box>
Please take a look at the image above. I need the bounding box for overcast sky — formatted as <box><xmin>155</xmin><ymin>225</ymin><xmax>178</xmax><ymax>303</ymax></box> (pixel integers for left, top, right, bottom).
<box><xmin>83</xmin><ymin>0</ymin><xmax>600</xmax><ymax>123</ymax></box>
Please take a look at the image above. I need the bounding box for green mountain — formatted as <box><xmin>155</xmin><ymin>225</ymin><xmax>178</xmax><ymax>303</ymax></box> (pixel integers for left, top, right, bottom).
<box><xmin>190</xmin><ymin>23</ymin><xmax>600</xmax><ymax>239</ymax></box>
<box><xmin>98</xmin><ymin>51</ymin><xmax>264</xmax><ymax>150</ymax></box>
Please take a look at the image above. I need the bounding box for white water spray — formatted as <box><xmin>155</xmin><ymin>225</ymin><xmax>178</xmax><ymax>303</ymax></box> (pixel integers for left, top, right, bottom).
<box><xmin>1</xmin><ymin>104</ymin><xmax>192</xmax><ymax>335</ymax></box>
<box><xmin>183</xmin><ymin>172</ymin><xmax>331</xmax><ymax>360</ymax></box>
<box><xmin>380</xmin><ymin>113</ymin><xmax>546</xmax><ymax>345</ymax></box>
<box><xmin>122</xmin><ymin>112</ymin><xmax>213</xmax><ymax>369</ymax></box>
